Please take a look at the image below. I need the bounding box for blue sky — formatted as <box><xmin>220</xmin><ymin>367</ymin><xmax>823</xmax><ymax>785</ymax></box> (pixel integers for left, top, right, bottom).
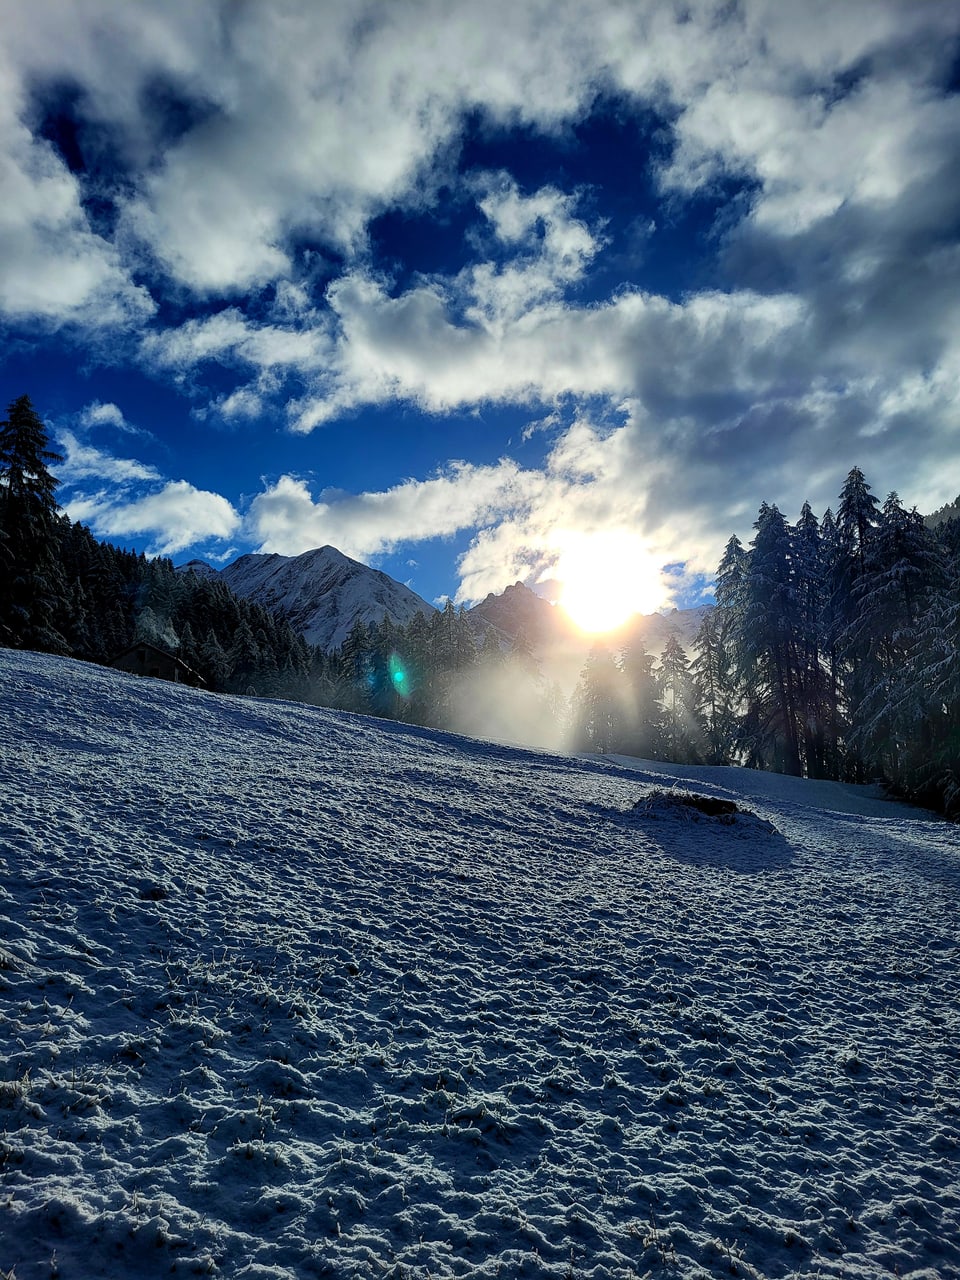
<box><xmin>2</xmin><ymin>0</ymin><xmax>959</xmax><ymax>609</ymax></box>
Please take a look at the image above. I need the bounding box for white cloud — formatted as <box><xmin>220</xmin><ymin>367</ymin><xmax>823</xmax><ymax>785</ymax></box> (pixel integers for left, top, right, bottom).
<box><xmin>0</xmin><ymin>73</ymin><xmax>154</xmax><ymax>326</ymax></box>
<box><xmin>2</xmin><ymin>0</ymin><xmax>956</xmax><ymax>311</ymax></box>
<box><xmin>291</xmin><ymin>273</ymin><xmax>808</xmax><ymax>427</ymax></box>
<box><xmin>217</xmin><ymin>387</ymin><xmax>264</xmax><ymax>421</ymax></box>
<box><xmin>79</xmin><ymin>402</ymin><xmax>129</xmax><ymax>432</ymax></box>
<box><xmin>140</xmin><ymin>307</ymin><xmax>332</xmax><ymax>381</ymax></box>
<box><xmin>476</xmin><ymin>174</ymin><xmax>598</xmax><ymax>278</ymax></box>
<box><xmin>248</xmin><ymin>462</ymin><xmax>535</xmax><ymax>563</ymax></box>
<box><xmin>66</xmin><ymin>480</ymin><xmax>240</xmax><ymax>557</ymax></box>
<box><xmin>110</xmin><ymin>0</ymin><xmax>608</xmax><ymax>293</ymax></box>
<box><xmin>57</xmin><ymin>430</ymin><xmax>160</xmax><ymax>485</ymax></box>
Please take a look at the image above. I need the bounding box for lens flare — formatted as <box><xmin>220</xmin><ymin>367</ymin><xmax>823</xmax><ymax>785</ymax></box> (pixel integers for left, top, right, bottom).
<box><xmin>388</xmin><ymin>653</ymin><xmax>409</xmax><ymax>697</ymax></box>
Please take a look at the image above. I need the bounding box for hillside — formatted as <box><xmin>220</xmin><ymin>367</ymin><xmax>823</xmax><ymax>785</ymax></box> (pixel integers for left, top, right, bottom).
<box><xmin>1</xmin><ymin>650</ymin><xmax>958</xmax><ymax>1279</ymax></box>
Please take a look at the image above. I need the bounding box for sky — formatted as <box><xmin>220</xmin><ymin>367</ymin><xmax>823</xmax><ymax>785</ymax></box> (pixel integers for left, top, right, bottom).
<box><xmin>2</xmin><ymin>0</ymin><xmax>959</xmax><ymax>611</ymax></box>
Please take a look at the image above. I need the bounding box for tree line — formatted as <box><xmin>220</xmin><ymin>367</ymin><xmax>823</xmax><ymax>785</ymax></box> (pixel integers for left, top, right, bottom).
<box><xmin>0</xmin><ymin>394</ymin><xmax>314</xmax><ymax>695</ymax></box>
<box><xmin>3</xmin><ymin>393</ymin><xmax>958</xmax><ymax>816</ymax></box>
<box><xmin>568</xmin><ymin>467</ymin><xmax>960</xmax><ymax>819</ymax></box>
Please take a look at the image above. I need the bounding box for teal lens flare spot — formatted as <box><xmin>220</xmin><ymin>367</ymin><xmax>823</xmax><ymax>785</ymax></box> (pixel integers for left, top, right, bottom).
<box><xmin>388</xmin><ymin>653</ymin><xmax>408</xmax><ymax>694</ymax></box>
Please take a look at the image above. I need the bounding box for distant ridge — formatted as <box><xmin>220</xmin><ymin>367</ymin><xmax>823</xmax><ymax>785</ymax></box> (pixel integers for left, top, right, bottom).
<box><xmin>926</xmin><ymin>495</ymin><xmax>960</xmax><ymax>528</ymax></box>
<box><xmin>468</xmin><ymin>582</ymin><xmax>567</xmax><ymax>647</ymax></box>
<box><xmin>180</xmin><ymin>546</ymin><xmax>709</xmax><ymax>662</ymax></box>
<box><xmin>467</xmin><ymin>580</ymin><xmax>709</xmax><ymax>654</ymax></box>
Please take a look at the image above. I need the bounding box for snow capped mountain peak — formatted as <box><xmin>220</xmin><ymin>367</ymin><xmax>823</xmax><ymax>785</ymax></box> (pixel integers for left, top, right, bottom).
<box><xmin>217</xmin><ymin>545</ymin><xmax>435</xmax><ymax>649</ymax></box>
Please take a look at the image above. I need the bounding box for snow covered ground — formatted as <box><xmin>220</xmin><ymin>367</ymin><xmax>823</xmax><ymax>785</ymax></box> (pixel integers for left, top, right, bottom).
<box><xmin>1</xmin><ymin>649</ymin><xmax>958</xmax><ymax>1280</ymax></box>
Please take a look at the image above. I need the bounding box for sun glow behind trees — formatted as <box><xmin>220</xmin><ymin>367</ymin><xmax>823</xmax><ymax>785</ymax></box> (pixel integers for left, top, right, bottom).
<box><xmin>555</xmin><ymin>531</ymin><xmax>667</xmax><ymax>634</ymax></box>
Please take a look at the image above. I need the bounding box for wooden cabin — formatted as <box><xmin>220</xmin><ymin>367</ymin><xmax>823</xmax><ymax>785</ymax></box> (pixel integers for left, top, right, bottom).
<box><xmin>110</xmin><ymin>642</ymin><xmax>204</xmax><ymax>687</ymax></box>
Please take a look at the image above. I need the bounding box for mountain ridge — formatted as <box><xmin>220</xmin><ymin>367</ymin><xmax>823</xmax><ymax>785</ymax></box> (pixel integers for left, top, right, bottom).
<box><xmin>180</xmin><ymin>547</ymin><xmax>709</xmax><ymax>664</ymax></box>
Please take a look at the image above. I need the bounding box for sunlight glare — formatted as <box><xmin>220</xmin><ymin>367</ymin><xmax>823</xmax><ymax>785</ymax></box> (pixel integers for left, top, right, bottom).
<box><xmin>555</xmin><ymin>531</ymin><xmax>667</xmax><ymax>634</ymax></box>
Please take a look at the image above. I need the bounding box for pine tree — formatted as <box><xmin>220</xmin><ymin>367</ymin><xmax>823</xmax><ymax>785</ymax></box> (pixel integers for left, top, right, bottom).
<box><xmin>620</xmin><ymin>634</ymin><xmax>663</xmax><ymax>759</ymax></box>
<box><xmin>836</xmin><ymin>466</ymin><xmax>881</xmax><ymax>578</ymax></box>
<box><xmin>508</xmin><ymin>628</ymin><xmax>540</xmax><ymax>681</ymax></box>
<box><xmin>817</xmin><ymin>507</ymin><xmax>845</xmax><ymax>777</ymax></box>
<box><xmin>833</xmin><ymin>468</ymin><xmax>883</xmax><ymax>779</ymax></box>
<box><xmin>200</xmin><ymin>629</ymin><xmax>230</xmax><ymax>689</ymax></box>
<box><xmin>453</xmin><ymin>606</ymin><xmax>478</xmax><ymax>671</ymax></box>
<box><xmin>690</xmin><ymin>610</ymin><xmax>734</xmax><ymax>765</ymax></box>
<box><xmin>741</xmin><ymin>504</ymin><xmax>803</xmax><ymax>775</ymax></box>
<box><xmin>478</xmin><ymin>626</ymin><xmax>504</xmax><ymax>668</ymax></box>
<box><xmin>792</xmin><ymin>502</ymin><xmax>830</xmax><ymax>777</ymax></box>
<box><xmin>714</xmin><ymin>534</ymin><xmax>749</xmax><ymax>625</ymax></box>
<box><xmin>227</xmin><ymin>619</ymin><xmax>261</xmax><ymax>694</ymax></box>
<box><xmin>571</xmin><ymin>644</ymin><xmax>624</xmax><ymax>753</ymax></box>
<box><xmin>845</xmin><ymin>494</ymin><xmax>947</xmax><ymax>782</ymax></box>
<box><xmin>0</xmin><ymin>395</ymin><xmax>69</xmax><ymax>652</ymax></box>
<box><xmin>657</xmin><ymin>632</ymin><xmax>702</xmax><ymax>763</ymax></box>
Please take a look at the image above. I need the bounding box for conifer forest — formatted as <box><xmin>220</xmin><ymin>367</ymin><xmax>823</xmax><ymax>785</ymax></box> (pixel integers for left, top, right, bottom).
<box><xmin>2</xmin><ymin>394</ymin><xmax>958</xmax><ymax>818</ymax></box>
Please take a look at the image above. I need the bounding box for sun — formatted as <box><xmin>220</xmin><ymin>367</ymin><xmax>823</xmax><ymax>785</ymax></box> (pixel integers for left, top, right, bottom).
<box><xmin>554</xmin><ymin>531</ymin><xmax>667</xmax><ymax>634</ymax></box>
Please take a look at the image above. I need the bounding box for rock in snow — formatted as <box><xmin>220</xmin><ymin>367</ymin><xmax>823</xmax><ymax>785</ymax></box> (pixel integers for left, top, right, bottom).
<box><xmin>1</xmin><ymin>648</ymin><xmax>958</xmax><ymax>1279</ymax></box>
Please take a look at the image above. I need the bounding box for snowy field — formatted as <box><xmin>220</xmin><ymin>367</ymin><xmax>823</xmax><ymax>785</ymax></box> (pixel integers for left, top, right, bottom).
<box><xmin>1</xmin><ymin>649</ymin><xmax>958</xmax><ymax>1280</ymax></box>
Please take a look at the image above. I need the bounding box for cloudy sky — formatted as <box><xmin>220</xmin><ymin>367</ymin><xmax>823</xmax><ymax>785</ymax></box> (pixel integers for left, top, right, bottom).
<box><xmin>2</xmin><ymin>0</ymin><xmax>959</xmax><ymax>608</ymax></box>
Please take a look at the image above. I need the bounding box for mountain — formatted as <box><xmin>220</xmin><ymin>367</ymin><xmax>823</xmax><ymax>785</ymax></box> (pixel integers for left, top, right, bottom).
<box><xmin>926</xmin><ymin>494</ymin><xmax>960</xmax><ymax>528</ymax></box>
<box><xmin>630</xmin><ymin>602</ymin><xmax>712</xmax><ymax>652</ymax></box>
<box><xmin>181</xmin><ymin>546</ymin><xmax>436</xmax><ymax>649</ymax></box>
<box><xmin>468</xmin><ymin>581</ymin><xmax>568</xmax><ymax>647</ymax></box>
<box><xmin>3</xmin><ymin>645</ymin><xmax>957</xmax><ymax>1279</ymax></box>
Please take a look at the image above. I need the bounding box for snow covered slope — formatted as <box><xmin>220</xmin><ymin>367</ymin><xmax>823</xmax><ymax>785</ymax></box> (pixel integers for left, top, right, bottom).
<box><xmin>2</xmin><ymin>649</ymin><xmax>958</xmax><ymax>1280</ymax></box>
<box><xmin>196</xmin><ymin>546</ymin><xmax>435</xmax><ymax>649</ymax></box>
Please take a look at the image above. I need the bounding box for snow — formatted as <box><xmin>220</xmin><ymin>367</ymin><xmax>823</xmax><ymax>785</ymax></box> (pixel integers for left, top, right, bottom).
<box><xmin>1</xmin><ymin>648</ymin><xmax>958</xmax><ymax>1280</ymax></box>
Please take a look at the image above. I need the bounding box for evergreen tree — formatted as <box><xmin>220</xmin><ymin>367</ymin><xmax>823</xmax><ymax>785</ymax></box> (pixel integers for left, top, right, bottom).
<box><xmin>478</xmin><ymin>625</ymin><xmax>504</xmax><ymax>668</ymax></box>
<box><xmin>817</xmin><ymin>507</ymin><xmax>845</xmax><ymax>777</ymax></box>
<box><xmin>570</xmin><ymin>644</ymin><xmax>624</xmax><ymax>753</ymax></box>
<box><xmin>227</xmin><ymin>619</ymin><xmax>261</xmax><ymax>694</ymax></box>
<box><xmin>453</xmin><ymin>606</ymin><xmax>478</xmax><ymax>671</ymax></box>
<box><xmin>403</xmin><ymin>610</ymin><xmax>433</xmax><ymax>723</ymax></box>
<box><xmin>657</xmin><ymin>632</ymin><xmax>702</xmax><ymax>763</ymax></box>
<box><xmin>833</xmin><ymin>468</ymin><xmax>883</xmax><ymax>779</ymax></box>
<box><xmin>705</xmin><ymin>467</ymin><xmax>959</xmax><ymax>815</ymax></box>
<box><xmin>740</xmin><ymin>504</ymin><xmax>803</xmax><ymax>775</ymax></box>
<box><xmin>199</xmin><ymin>629</ymin><xmax>230</xmax><ymax>689</ymax></box>
<box><xmin>690</xmin><ymin>610</ymin><xmax>735</xmax><ymax>765</ymax></box>
<box><xmin>714</xmin><ymin>534</ymin><xmax>749</xmax><ymax>627</ymax></box>
<box><xmin>792</xmin><ymin>502</ymin><xmax>830</xmax><ymax>777</ymax></box>
<box><xmin>845</xmin><ymin>494</ymin><xmax>946</xmax><ymax>782</ymax></box>
<box><xmin>508</xmin><ymin>627</ymin><xmax>540</xmax><ymax>681</ymax></box>
<box><xmin>836</xmin><ymin>466</ymin><xmax>881</xmax><ymax>578</ymax></box>
<box><xmin>0</xmin><ymin>395</ymin><xmax>68</xmax><ymax>652</ymax></box>
<box><xmin>620</xmin><ymin>634</ymin><xmax>663</xmax><ymax>759</ymax></box>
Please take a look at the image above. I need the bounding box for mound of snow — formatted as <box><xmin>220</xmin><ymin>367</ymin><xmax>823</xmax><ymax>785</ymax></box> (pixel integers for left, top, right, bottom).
<box><xmin>633</xmin><ymin>788</ymin><xmax>757</xmax><ymax>821</ymax></box>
